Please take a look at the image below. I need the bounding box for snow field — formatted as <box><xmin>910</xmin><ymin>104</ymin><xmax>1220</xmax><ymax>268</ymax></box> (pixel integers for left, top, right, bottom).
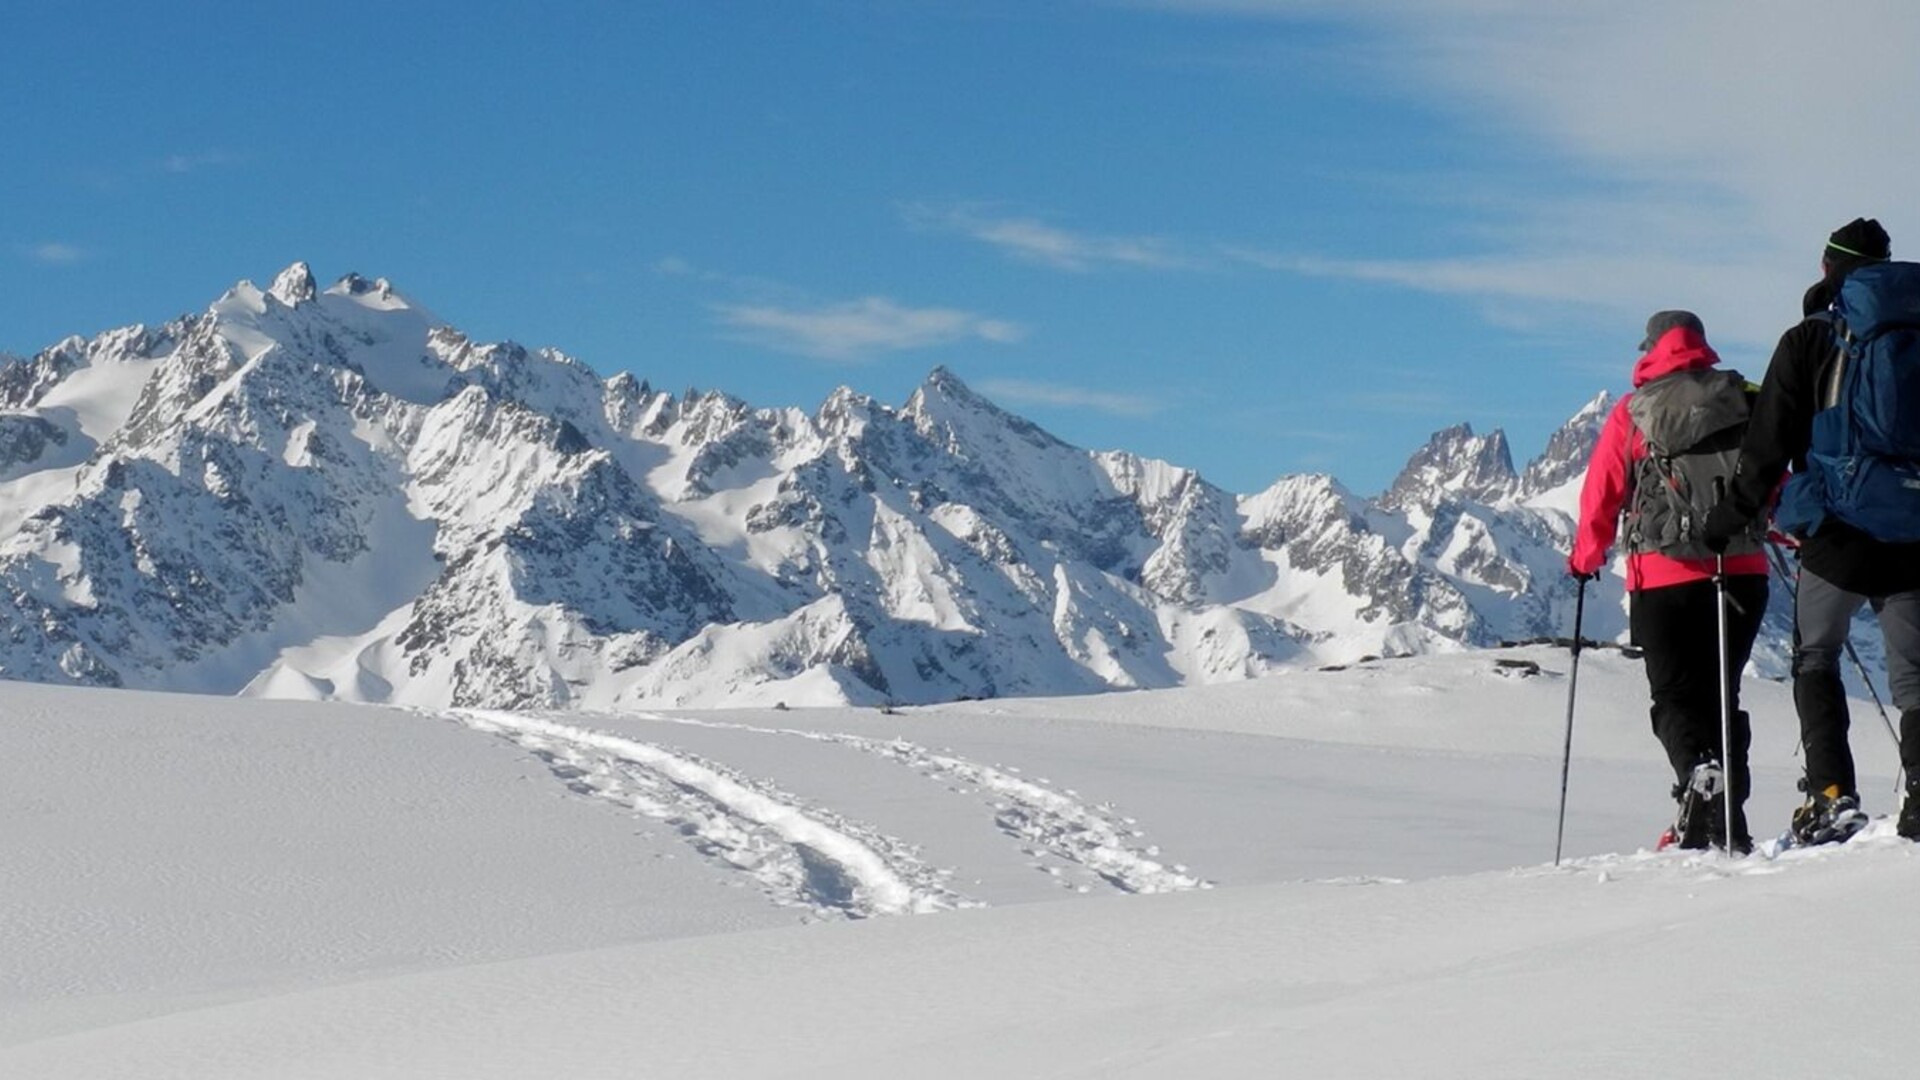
<box><xmin>3</xmin><ymin>643</ymin><xmax>1913</xmax><ymax>1077</ymax></box>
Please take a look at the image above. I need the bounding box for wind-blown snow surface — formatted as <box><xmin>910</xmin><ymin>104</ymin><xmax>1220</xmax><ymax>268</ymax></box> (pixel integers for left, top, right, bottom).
<box><xmin>5</xmin><ymin>648</ymin><xmax>1913</xmax><ymax>1078</ymax></box>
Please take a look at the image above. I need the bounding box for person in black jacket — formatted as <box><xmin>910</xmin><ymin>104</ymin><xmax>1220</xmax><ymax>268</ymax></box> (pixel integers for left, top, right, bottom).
<box><xmin>1704</xmin><ymin>217</ymin><xmax>1920</xmax><ymax>844</ymax></box>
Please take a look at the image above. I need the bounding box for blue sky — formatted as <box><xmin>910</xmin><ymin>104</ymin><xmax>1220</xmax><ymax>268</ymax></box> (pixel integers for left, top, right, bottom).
<box><xmin>7</xmin><ymin>2</ymin><xmax>1919</xmax><ymax>495</ymax></box>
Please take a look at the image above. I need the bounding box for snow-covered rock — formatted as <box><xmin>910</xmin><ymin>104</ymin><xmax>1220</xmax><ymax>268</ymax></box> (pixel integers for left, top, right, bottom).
<box><xmin>1520</xmin><ymin>391</ymin><xmax>1612</xmax><ymax>498</ymax></box>
<box><xmin>0</xmin><ymin>263</ymin><xmax>1669</xmax><ymax>708</ymax></box>
<box><xmin>1378</xmin><ymin>422</ymin><xmax>1517</xmax><ymax>513</ymax></box>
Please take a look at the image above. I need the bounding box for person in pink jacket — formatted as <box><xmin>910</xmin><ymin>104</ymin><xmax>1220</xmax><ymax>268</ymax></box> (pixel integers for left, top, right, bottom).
<box><xmin>1568</xmin><ymin>311</ymin><xmax>1770</xmax><ymax>852</ymax></box>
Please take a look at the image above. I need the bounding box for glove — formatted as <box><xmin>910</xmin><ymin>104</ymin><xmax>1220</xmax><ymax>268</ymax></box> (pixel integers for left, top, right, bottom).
<box><xmin>1565</xmin><ymin>558</ymin><xmax>1599</xmax><ymax>583</ymax></box>
<box><xmin>1701</xmin><ymin>502</ymin><xmax>1747</xmax><ymax>554</ymax></box>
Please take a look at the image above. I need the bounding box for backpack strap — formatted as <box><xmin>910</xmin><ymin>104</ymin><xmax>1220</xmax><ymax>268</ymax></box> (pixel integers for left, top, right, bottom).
<box><xmin>1619</xmin><ymin>391</ymin><xmax>1647</xmax><ymax>567</ymax></box>
<box><xmin>1808</xmin><ymin>310</ymin><xmax>1850</xmax><ymax>410</ymax></box>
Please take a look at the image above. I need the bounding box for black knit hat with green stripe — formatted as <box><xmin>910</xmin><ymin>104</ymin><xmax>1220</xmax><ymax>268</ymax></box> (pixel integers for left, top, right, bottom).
<box><xmin>1824</xmin><ymin>217</ymin><xmax>1891</xmax><ymax>271</ymax></box>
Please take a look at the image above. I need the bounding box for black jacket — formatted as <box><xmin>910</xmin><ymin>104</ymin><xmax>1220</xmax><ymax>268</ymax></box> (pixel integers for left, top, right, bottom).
<box><xmin>1722</xmin><ymin>276</ymin><xmax>1920</xmax><ymax>596</ymax></box>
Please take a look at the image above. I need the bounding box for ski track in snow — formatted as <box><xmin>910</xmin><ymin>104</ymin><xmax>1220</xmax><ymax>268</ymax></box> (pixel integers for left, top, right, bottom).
<box><xmin>631</xmin><ymin>712</ymin><xmax>1210</xmax><ymax>896</ymax></box>
<box><xmin>449</xmin><ymin>710</ymin><xmax>970</xmax><ymax>919</ymax></box>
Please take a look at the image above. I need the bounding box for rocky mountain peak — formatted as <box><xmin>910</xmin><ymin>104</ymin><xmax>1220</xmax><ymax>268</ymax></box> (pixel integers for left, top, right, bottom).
<box><xmin>1377</xmin><ymin>423</ymin><xmax>1517</xmax><ymax>512</ymax></box>
<box><xmin>326</xmin><ymin>273</ymin><xmax>418</xmax><ymax>314</ymax></box>
<box><xmin>904</xmin><ymin>365</ymin><xmax>1066</xmax><ymax>460</ymax></box>
<box><xmin>910</xmin><ymin>364</ymin><xmax>978</xmax><ymax>405</ymax></box>
<box><xmin>902</xmin><ymin>365</ymin><xmax>984</xmax><ymax>425</ymax></box>
<box><xmin>816</xmin><ymin>385</ymin><xmax>882</xmax><ymax>437</ymax></box>
<box><xmin>268</xmin><ymin>262</ymin><xmax>317</xmax><ymax>307</ymax></box>
<box><xmin>606</xmin><ymin>371</ymin><xmax>651</xmax><ymax>399</ymax></box>
<box><xmin>333</xmin><ymin>272</ymin><xmax>383</xmax><ymax>297</ymax></box>
<box><xmin>1519</xmin><ymin>391</ymin><xmax>1612</xmax><ymax>496</ymax></box>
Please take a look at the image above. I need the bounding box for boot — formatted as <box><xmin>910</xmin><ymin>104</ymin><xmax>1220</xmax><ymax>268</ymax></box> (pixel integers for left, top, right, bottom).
<box><xmin>1661</xmin><ymin>759</ymin><xmax>1723</xmax><ymax>851</ymax></box>
<box><xmin>1898</xmin><ymin>780</ymin><xmax>1920</xmax><ymax>842</ymax></box>
<box><xmin>1706</xmin><ymin>799</ymin><xmax>1752</xmax><ymax>855</ymax></box>
<box><xmin>1790</xmin><ymin>784</ymin><xmax>1869</xmax><ymax>847</ymax></box>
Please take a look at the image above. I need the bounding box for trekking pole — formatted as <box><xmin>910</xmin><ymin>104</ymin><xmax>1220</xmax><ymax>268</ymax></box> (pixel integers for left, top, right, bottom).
<box><xmin>1761</xmin><ymin>541</ymin><xmax>1804</xmax><ymax>753</ymax></box>
<box><xmin>1764</xmin><ymin>540</ymin><xmax>1903</xmax><ymax>788</ymax></box>
<box><xmin>1554</xmin><ymin>575</ymin><xmax>1588</xmax><ymax>866</ymax></box>
<box><xmin>1712</xmin><ymin>479</ymin><xmax>1737</xmax><ymax>856</ymax></box>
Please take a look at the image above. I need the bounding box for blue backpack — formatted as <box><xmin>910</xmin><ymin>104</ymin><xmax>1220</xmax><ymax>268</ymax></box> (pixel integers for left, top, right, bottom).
<box><xmin>1776</xmin><ymin>261</ymin><xmax>1920</xmax><ymax>542</ymax></box>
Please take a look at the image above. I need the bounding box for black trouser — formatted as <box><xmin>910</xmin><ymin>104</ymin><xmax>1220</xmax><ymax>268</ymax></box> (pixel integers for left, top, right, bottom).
<box><xmin>1631</xmin><ymin>575</ymin><xmax>1770</xmax><ymax>805</ymax></box>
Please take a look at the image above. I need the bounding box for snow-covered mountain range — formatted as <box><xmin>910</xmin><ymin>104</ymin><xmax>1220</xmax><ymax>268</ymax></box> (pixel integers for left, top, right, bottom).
<box><xmin>0</xmin><ymin>263</ymin><xmax>1639</xmax><ymax>709</ymax></box>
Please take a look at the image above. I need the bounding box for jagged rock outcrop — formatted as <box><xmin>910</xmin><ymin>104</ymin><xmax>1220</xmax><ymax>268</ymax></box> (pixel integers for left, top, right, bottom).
<box><xmin>1378</xmin><ymin>423</ymin><xmax>1518</xmax><ymax>514</ymax></box>
<box><xmin>1521</xmin><ymin>392</ymin><xmax>1612</xmax><ymax>497</ymax></box>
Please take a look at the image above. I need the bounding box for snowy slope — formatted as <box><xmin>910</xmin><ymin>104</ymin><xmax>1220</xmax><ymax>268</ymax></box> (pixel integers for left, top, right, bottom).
<box><xmin>0</xmin><ymin>263</ymin><xmax>1765</xmax><ymax>712</ymax></box>
<box><xmin>3</xmin><ymin>652</ymin><xmax>1911</xmax><ymax>1077</ymax></box>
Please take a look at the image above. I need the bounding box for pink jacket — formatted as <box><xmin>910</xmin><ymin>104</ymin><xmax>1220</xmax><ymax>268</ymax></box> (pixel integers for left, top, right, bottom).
<box><xmin>1569</xmin><ymin>326</ymin><xmax>1769</xmax><ymax>591</ymax></box>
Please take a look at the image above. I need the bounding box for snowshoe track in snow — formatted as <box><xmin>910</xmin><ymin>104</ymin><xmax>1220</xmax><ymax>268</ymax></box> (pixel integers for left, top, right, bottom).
<box><xmin>636</xmin><ymin>713</ymin><xmax>1210</xmax><ymax>895</ymax></box>
<box><xmin>1554</xmin><ymin>816</ymin><xmax>1916</xmax><ymax>885</ymax></box>
<box><xmin>450</xmin><ymin>710</ymin><xmax>969</xmax><ymax>919</ymax></box>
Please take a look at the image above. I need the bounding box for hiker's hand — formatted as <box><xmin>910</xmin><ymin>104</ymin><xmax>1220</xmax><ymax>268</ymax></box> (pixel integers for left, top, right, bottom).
<box><xmin>1702</xmin><ymin>503</ymin><xmax>1745</xmax><ymax>554</ymax></box>
<box><xmin>1565</xmin><ymin>558</ymin><xmax>1599</xmax><ymax>583</ymax></box>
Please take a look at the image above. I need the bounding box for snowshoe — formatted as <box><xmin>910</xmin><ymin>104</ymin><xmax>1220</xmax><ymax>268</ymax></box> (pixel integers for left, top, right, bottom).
<box><xmin>1656</xmin><ymin>759</ymin><xmax>1723</xmax><ymax>852</ymax></box>
<box><xmin>1788</xmin><ymin>786</ymin><xmax>1869</xmax><ymax>848</ymax></box>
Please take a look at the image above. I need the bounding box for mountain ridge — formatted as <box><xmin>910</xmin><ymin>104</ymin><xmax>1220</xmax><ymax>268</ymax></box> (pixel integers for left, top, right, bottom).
<box><xmin>0</xmin><ymin>263</ymin><xmax>1670</xmax><ymax>708</ymax></box>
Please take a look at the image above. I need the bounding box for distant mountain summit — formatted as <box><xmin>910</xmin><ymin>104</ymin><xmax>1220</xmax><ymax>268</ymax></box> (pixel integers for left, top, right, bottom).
<box><xmin>1520</xmin><ymin>392</ymin><xmax>1613</xmax><ymax>497</ymax></box>
<box><xmin>0</xmin><ymin>264</ymin><xmax>1638</xmax><ymax>708</ymax></box>
<box><xmin>1377</xmin><ymin>423</ymin><xmax>1517</xmax><ymax>513</ymax></box>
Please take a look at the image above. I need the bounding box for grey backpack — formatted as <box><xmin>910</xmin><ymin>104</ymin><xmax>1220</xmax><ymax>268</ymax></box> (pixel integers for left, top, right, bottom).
<box><xmin>1623</xmin><ymin>369</ymin><xmax>1763</xmax><ymax>559</ymax></box>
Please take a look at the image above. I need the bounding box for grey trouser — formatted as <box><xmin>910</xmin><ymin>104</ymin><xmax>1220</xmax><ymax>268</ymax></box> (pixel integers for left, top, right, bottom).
<box><xmin>1795</xmin><ymin>571</ymin><xmax>1920</xmax><ymax>712</ymax></box>
<box><xmin>1792</xmin><ymin>569</ymin><xmax>1920</xmax><ymax>793</ymax></box>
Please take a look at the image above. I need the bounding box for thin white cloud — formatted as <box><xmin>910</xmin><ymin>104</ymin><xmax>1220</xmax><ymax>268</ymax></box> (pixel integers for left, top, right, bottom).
<box><xmin>1109</xmin><ymin>0</ymin><xmax>1381</xmax><ymax>16</ymax></box>
<box><xmin>905</xmin><ymin>204</ymin><xmax>1192</xmax><ymax>271</ymax></box>
<box><xmin>1128</xmin><ymin>0</ymin><xmax>1538</xmax><ymax>13</ymax></box>
<box><xmin>716</xmin><ymin>297</ymin><xmax>1026</xmax><ymax>362</ymax></box>
<box><xmin>654</xmin><ymin>255</ymin><xmax>807</xmax><ymax>301</ymax></box>
<box><xmin>76</xmin><ymin>149</ymin><xmax>245</xmax><ymax>192</ymax></box>
<box><xmin>159</xmin><ymin>150</ymin><xmax>242</xmax><ymax>174</ymax></box>
<box><xmin>1343</xmin><ymin>389</ymin><xmax>1468</xmax><ymax>416</ymax></box>
<box><xmin>1238</xmin><ymin>237</ymin><xmax>1800</xmax><ymax>356</ymax></box>
<box><xmin>1111</xmin><ymin>3</ymin><xmax>1920</xmax><ymax>352</ymax></box>
<box><xmin>21</xmin><ymin>242</ymin><xmax>86</xmax><ymax>265</ymax></box>
<box><xmin>1280</xmin><ymin>429</ymin><xmax>1362</xmax><ymax>444</ymax></box>
<box><xmin>1269</xmin><ymin>250</ymin><xmax>1773</xmax><ymax>309</ymax></box>
<box><xmin>974</xmin><ymin>378</ymin><xmax>1161</xmax><ymax>416</ymax></box>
